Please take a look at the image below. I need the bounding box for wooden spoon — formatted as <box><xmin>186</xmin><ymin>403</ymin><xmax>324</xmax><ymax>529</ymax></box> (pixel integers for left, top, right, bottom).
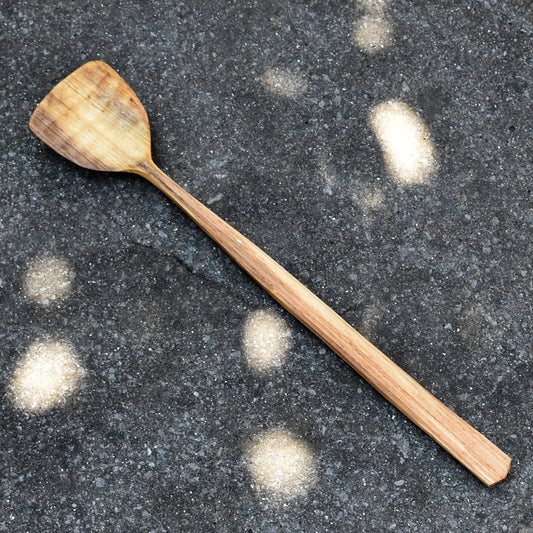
<box><xmin>29</xmin><ymin>60</ymin><xmax>511</xmax><ymax>486</ymax></box>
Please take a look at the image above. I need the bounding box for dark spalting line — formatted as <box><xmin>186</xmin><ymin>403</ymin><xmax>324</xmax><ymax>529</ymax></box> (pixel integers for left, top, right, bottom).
<box><xmin>68</xmin><ymin>65</ymin><xmax>149</xmax><ymax>130</ymax></box>
<box><xmin>45</xmin><ymin>91</ymin><xmax>73</xmax><ymax>113</ymax></box>
<box><xmin>30</xmin><ymin>102</ymin><xmax>108</xmax><ymax>171</ymax></box>
<box><xmin>30</xmin><ymin>92</ymin><xmax>72</xmax><ymax>144</ymax></box>
<box><xmin>30</xmin><ymin>63</ymin><xmax>150</xmax><ymax>171</ymax></box>
<box><xmin>31</xmin><ymin>61</ymin><xmax>150</xmax><ymax>137</ymax></box>
<box><xmin>92</xmin><ymin>63</ymin><xmax>150</xmax><ymax>125</ymax></box>
<box><xmin>43</xmin><ymin>119</ymin><xmax>104</xmax><ymax>171</ymax></box>
<box><xmin>78</xmin><ymin>61</ymin><xmax>111</xmax><ymax>92</ymax></box>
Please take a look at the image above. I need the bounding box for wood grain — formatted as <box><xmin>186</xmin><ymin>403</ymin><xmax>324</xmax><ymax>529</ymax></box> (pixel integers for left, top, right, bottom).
<box><xmin>29</xmin><ymin>61</ymin><xmax>151</xmax><ymax>172</ymax></box>
<box><xmin>29</xmin><ymin>61</ymin><xmax>512</xmax><ymax>486</ymax></box>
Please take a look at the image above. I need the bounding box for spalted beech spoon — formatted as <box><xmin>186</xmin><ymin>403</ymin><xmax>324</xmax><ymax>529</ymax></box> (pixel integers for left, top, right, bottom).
<box><xmin>29</xmin><ymin>61</ymin><xmax>511</xmax><ymax>485</ymax></box>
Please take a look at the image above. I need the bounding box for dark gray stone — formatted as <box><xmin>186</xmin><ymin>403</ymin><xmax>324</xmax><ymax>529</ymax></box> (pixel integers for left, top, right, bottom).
<box><xmin>1</xmin><ymin>1</ymin><xmax>532</xmax><ymax>531</ymax></box>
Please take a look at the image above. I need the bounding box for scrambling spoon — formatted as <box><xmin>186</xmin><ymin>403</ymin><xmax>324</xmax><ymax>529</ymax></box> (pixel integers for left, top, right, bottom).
<box><xmin>29</xmin><ymin>60</ymin><xmax>511</xmax><ymax>485</ymax></box>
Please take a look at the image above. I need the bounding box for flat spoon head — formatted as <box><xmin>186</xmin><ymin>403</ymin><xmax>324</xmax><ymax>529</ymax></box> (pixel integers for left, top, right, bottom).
<box><xmin>29</xmin><ymin>60</ymin><xmax>151</xmax><ymax>173</ymax></box>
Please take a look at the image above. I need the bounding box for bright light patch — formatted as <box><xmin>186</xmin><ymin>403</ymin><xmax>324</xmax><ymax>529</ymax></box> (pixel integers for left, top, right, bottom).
<box><xmin>246</xmin><ymin>429</ymin><xmax>318</xmax><ymax>501</ymax></box>
<box><xmin>353</xmin><ymin>14</ymin><xmax>393</xmax><ymax>53</ymax></box>
<box><xmin>8</xmin><ymin>340</ymin><xmax>84</xmax><ymax>413</ymax></box>
<box><xmin>23</xmin><ymin>255</ymin><xmax>73</xmax><ymax>306</ymax></box>
<box><xmin>262</xmin><ymin>67</ymin><xmax>308</xmax><ymax>98</ymax></box>
<box><xmin>369</xmin><ymin>101</ymin><xmax>436</xmax><ymax>184</ymax></box>
<box><xmin>242</xmin><ymin>310</ymin><xmax>292</xmax><ymax>374</ymax></box>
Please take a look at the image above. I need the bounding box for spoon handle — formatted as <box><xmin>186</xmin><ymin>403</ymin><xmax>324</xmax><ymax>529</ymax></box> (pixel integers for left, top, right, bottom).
<box><xmin>136</xmin><ymin>159</ymin><xmax>511</xmax><ymax>486</ymax></box>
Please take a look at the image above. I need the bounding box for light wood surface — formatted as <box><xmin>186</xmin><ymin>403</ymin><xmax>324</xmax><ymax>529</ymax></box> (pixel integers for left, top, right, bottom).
<box><xmin>29</xmin><ymin>60</ymin><xmax>511</xmax><ymax>486</ymax></box>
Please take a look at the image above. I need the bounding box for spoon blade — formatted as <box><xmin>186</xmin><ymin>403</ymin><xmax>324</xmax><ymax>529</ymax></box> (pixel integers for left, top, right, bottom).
<box><xmin>29</xmin><ymin>60</ymin><xmax>151</xmax><ymax>172</ymax></box>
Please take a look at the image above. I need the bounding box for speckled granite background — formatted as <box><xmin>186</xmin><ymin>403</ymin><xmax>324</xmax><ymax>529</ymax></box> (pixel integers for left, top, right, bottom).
<box><xmin>1</xmin><ymin>1</ymin><xmax>532</xmax><ymax>531</ymax></box>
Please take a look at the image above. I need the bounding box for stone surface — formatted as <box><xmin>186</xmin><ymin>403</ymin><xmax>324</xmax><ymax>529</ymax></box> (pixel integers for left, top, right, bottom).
<box><xmin>0</xmin><ymin>1</ymin><xmax>532</xmax><ymax>531</ymax></box>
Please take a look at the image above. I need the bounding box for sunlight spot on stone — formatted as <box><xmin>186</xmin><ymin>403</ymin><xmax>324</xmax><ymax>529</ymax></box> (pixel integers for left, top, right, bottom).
<box><xmin>353</xmin><ymin>13</ymin><xmax>393</xmax><ymax>53</ymax></box>
<box><xmin>246</xmin><ymin>429</ymin><xmax>318</xmax><ymax>502</ymax></box>
<box><xmin>353</xmin><ymin>183</ymin><xmax>384</xmax><ymax>214</ymax></box>
<box><xmin>23</xmin><ymin>254</ymin><xmax>73</xmax><ymax>306</ymax></box>
<box><xmin>318</xmin><ymin>159</ymin><xmax>337</xmax><ymax>196</ymax></box>
<box><xmin>243</xmin><ymin>310</ymin><xmax>292</xmax><ymax>374</ymax></box>
<box><xmin>359</xmin><ymin>302</ymin><xmax>383</xmax><ymax>339</ymax></box>
<box><xmin>263</xmin><ymin>67</ymin><xmax>308</xmax><ymax>98</ymax></box>
<box><xmin>8</xmin><ymin>339</ymin><xmax>84</xmax><ymax>413</ymax></box>
<box><xmin>369</xmin><ymin>101</ymin><xmax>436</xmax><ymax>184</ymax></box>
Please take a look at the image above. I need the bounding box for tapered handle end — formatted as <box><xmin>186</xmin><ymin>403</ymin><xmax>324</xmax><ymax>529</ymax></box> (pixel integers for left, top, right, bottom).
<box><xmin>482</xmin><ymin>453</ymin><xmax>511</xmax><ymax>487</ymax></box>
